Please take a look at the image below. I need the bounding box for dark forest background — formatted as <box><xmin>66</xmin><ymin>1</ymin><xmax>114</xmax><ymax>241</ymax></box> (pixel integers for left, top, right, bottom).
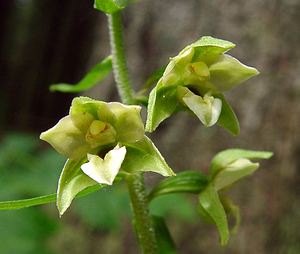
<box><xmin>0</xmin><ymin>0</ymin><xmax>300</xmax><ymax>253</ymax></box>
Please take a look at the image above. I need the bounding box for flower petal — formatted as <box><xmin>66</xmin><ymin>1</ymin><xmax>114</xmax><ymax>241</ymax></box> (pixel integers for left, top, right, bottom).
<box><xmin>40</xmin><ymin>116</ymin><xmax>90</xmax><ymax>159</ymax></box>
<box><xmin>213</xmin><ymin>158</ymin><xmax>259</xmax><ymax>191</ymax></box>
<box><xmin>181</xmin><ymin>88</ymin><xmax>222</xmax><ymax>127</ymax></box>
<box><xmin>81</xmin><ymin>145</ymin><xmax>126</xmax><ymax>185</ymax></box>
<box><xmin>107</xmin><ymin>102</ymin><xmax>145</xmax><ymax>143</ymax></box>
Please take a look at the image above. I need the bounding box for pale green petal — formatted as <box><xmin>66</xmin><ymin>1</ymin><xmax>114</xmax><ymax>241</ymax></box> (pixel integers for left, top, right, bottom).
<box><xmin>181</xmin><ymin>88</ymin><xmax>222</xmax><ymax>127</ymax></box>
<box><xmin>81</xmin><ymin>145</ymin><xmax>126</xmax><ymax>185</ymax></box>
<box><xmin>213</xmin><ymin>158</ymin><xmax>259</xmax><ymax>191</ymax></box>
<box><xmin>209</xmin><ymin>54</ymin><xmax>259</xmax><ymax>92</ymax></box>
<box><xmin>162</xmin><ymin>47</ymin><xmax>195</xmax><ymax>87</ymax></box>
<box><xmin>40</xmin><ymin>116</ymin><xmax>90</xmax><ymax>159</ymax></box>
<box><xmin>107</xmin><ymin>102</ymin><xmax>144</xmax><ymax>142</ymax></box>
<box><xmin>70</xmin><ymin>97</ymin><xmax>100</xmax><ymax>132</ymax></box>
<box><xmin>210</xmin><ymin>149</ymin><xmax>273</xmax><ymax>177</ymax></box>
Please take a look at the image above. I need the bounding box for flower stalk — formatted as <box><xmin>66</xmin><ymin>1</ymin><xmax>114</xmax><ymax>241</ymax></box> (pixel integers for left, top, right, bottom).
<box><xmin>107</xmin><ymin>11</ymin><xmax>159</xmax><ymax>253</ymax></box>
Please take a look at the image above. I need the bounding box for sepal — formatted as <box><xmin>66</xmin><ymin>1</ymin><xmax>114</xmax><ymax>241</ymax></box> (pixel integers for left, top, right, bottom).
<box><xmin>122</xmin><ymin>136</ymin><xmax>175</xmax><ymax>177</ymax></box>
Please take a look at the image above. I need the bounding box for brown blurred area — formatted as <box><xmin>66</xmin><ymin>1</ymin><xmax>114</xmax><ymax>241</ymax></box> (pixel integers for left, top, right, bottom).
<box><xmin>1</xmin><ymin>0</ymin><xmax>300</xmax><ymax>253</ymax></box>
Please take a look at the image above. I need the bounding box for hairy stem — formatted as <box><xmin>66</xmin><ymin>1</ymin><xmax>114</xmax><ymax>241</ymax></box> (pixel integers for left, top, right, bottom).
<box><xmin>127</xmin><ymin>173</ymin><xmax>158</xmax><ymax>254</ymax></box>
<box><xmin>108</xmin><ymin>12</ymin><xmax>134</xmax><ymax>104</ymax></box>
<box><xmin>107</xmin><ymin>11</ymin><xmax>158</xmax><ymax>253</ymax></box>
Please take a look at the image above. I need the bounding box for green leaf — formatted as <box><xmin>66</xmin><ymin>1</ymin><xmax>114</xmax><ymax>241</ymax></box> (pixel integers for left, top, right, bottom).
<box><xmin>94</xmin><ymin>0</ymin><xmax>131</xmax><ymax>14</ymax></box>
<box><xmin>0</xmin><ymin>185</ymin><xmax>102</xmax><ymax>211</ymax></box>
<box><xmin>210</xmin><ymin>149</ymin><xmax>273</xmax><ymax>177</ymax></box>
<box><xmin>152</xmin><ymin>216</ymin><xmax>177</xmax><ymax>254</ymax></box>
<box><xmin>50</xmin><ymin>56</ymin><xmax>112</xmax><ymax>93</ymax></box>
<box><xmin>216</xmin><ymin>94</ymin><xmax>240</xmax><ymax>135</ymax></box>
<box><xmin>146</xmin><ymin>83</ymin><xmax>180</xmax><ymax>132</ymax></box>
<box><xmin>148</xmin><ymin>171</ymin><xmax>208</xmax><ymax>201</ymax></box>
<box><xmin>0</xmin><ymin>194</ymin><xmax>56</xmax><ymax>210</ymax></box>
<box><xmin>199</xmin><ymin>184</ymin><xmax>229</xmax><ymax>245</ymax></box>
<box><xmin>57</xmin><ymin>158</ymin><xmax>102</xmax><ymax>216</ymax></box>
<box><xmin>122</xmin><ymin>136</ymin><xmax>175</xmax><ymax>177</ymax></box>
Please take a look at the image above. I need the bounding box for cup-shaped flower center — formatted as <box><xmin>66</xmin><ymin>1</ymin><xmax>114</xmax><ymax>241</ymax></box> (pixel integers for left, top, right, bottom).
<box><xmin>188</xmin><ymin>61</ymin><xmax>210</xmax><ymax>78</ymax></box>
<box><xmin>89</xmin><ymin>120</ymin><xmax>107</xmax><ymax>135</ymax></box>
<box><xmin>86</xmin><ymin>120</ymin><xmax>116</xmax><ymax>148</ymax></box>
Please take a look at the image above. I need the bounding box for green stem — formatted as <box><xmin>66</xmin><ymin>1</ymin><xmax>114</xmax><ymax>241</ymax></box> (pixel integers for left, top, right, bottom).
<box><xmin>127</xmin><ymin>173</ymin><xmax>158</xmax><ymax>254</ymax></box>
<box><xmin>107</xmin><ymin>11</ymin><xmax>158</xmax><ymax>253</ymax></box>
<box><xmin>108</xmin><ymin>12</ymin><xmax>134</xmax><ymax>104</ymax></box>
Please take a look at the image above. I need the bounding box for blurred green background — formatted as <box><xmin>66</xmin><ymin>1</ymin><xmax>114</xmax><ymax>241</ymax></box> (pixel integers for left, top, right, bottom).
<box><xmin>0</xmin><ymin>0</ymin><xmax>300</xmax><ymax>253</ymax></box>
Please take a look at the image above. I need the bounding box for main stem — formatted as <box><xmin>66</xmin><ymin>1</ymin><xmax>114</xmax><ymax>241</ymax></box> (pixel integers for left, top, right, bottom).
<box><xmin>108</xmin><ymin>12</ymin><xmax>134</xmax><ymax>105</ymax></box>
<box><xmin>108</xmin><ymin>12</ymin><xmax>158</xmax><ymax>253</ymax></box>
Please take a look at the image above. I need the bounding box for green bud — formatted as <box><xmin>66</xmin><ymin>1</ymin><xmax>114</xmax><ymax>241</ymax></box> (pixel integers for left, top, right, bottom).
<box><xmin>209</xmin><ymin>149</ymin><xmax>273</xmax><ymax>191</ymax></box>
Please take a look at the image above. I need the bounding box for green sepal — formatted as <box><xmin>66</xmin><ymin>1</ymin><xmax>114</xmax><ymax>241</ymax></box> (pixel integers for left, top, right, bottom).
<box><xmin>209</xmin><ymin>54</ymin><xmax>259</xmax><ymax>92</ymax></box>
<box><xmin>216</xmin><ymin>94</ymin><xmax>240</xmax><ymax>135</ymax></box>
<box><xmin>57</xmin><ymin>158</ymin><xmax>102</xmax><ymax>216</ymax></box>
<box><xmin>191</xmin><ymin>36</ymin><xmax>235</xmax><ymax>64</ymax></box>
<box><xmin>198</xmin><ymin>184</ymin><xmax>229</xmax><ymax>245</ymax></box>
<box><xmin>50</xmin><ymin>56</ymin><xmax>112</xmax><ymax>93</ymax></box>
<box><xmin>40</xmin><ymin>116</ymin><xmax>91</xmax><ymax>160</ymax></box>
<box><xmin>122</xmin><ymin>136</ymin><xmax>175</xmax><ymax>177</ymax></box>
<box><xmin>221</xmin><ymin>196</ymin><xmax>241</xmax><ymax>234</ymax></box>
<box><xmin>152</xmin><ymin>216</ymin><xmax>177</xmax><ymax>254</ymax></box>
<box><xmin>146</xmin><ymin>82</ymin><xmax>181</xmax><ymax>132</ymax></box>
<box><xmin>148</xmin><ymin>171</ymin><xmax>208</xmax><ymax>201</ymax></box>
<box><xmin>139</xmin><ymin>65</ymin><xmax>166</xmax><ymax>95</ymax></box>
<box><xmin>210</xmin><ymin>149</ymin><xmax>273</xmax><ymax>177</ymax></box>
<box><xmin>94</xmin><ymin>0</ymin><xmax>133</xmax><ymax>14</ymax></box>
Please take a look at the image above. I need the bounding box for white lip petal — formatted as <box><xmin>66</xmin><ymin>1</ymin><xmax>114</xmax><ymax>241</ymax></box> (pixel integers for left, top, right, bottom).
<box><xmin>81</xmin><ymin>145</ymin><xmax>126</xmax><ymax>185</ymax></box>
<box><xmin>183</xmin><ymin>91</ymin><xmax>222</xmax><ymax>127</ymax></box>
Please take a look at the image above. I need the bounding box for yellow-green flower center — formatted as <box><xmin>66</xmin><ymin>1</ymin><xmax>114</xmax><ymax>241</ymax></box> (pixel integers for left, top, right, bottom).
<box><xmin>89</xmin><ymin>120</ymin><xmax>107</xmax><ymax>136</ymax></box>
<box><xmin>188</xmin><ymin>61</ymin><xmax>210</xmax><ymax>79</ymax></box>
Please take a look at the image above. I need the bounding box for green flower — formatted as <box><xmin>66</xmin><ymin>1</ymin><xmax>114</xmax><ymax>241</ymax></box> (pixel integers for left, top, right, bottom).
<box><xmin>40</xmin><ymin>97</ymin><xmax>174</xmax><ymax>215</ymax></box>
<box><xmin>40</xmin><ymin>97</ymin><xmax>144</xmax><ymax>161</ymax></box>
<box><xmin>198</xmin><ymin>149</ymin><xmax>273</xmax><ymax>245</ymax></box>
<box><xmin>146</xmin><ymin>36</ymin><xmax>259</xmax><ymax>135</ymax></box>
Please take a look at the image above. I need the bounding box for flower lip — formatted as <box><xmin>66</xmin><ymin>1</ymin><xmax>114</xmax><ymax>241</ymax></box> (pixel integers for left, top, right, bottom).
<box><xmin>80</xmin><ymin>144</ymin><xmax>127</xmax><ymax>185</ymax></box>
